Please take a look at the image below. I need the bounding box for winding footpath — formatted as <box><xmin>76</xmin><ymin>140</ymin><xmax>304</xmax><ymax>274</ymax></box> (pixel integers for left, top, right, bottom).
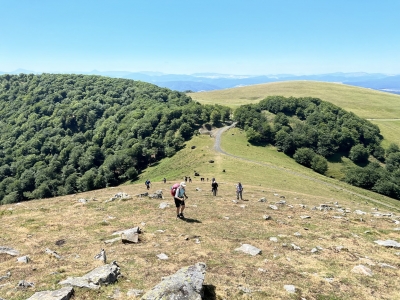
<box><xmin>213</xmin><ymin>123</ymin><xmax>400</xmax><ymax>212</ymax></box>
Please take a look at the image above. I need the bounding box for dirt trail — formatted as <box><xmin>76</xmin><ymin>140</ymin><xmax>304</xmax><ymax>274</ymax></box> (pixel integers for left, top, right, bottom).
<box><xmin>213</xmin><ymin>123</ymin><xmax>400</xmax><ymax>212</ymax></box>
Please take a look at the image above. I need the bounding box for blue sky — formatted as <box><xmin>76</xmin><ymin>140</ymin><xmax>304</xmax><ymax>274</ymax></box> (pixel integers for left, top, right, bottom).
<box><xmin>1</xmin><ymin>0</ymin><xmax>399</xmax><ymax>75</ymax></box>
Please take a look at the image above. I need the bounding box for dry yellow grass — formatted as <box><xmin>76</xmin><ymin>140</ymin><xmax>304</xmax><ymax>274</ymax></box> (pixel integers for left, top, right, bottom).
<box><xmin>1</xmin><ymin>132</ymin><xmax>400</xmax><ymax>300</ymax></box>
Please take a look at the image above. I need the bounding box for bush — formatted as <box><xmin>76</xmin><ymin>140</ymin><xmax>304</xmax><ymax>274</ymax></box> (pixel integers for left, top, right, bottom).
<box><xmin>293</xmin><ymin>148</ymin><xmax>315</xmax><ymax>168</ymax></box>
<box><xmin>311</xmin><ymin>155</ymin><xmax>328</xmax><ymax>174</ymax></box>
<box><xmin>349</xmin><ymin>144</ymin><xmax>369</xmax><ymax>163</ymax></box>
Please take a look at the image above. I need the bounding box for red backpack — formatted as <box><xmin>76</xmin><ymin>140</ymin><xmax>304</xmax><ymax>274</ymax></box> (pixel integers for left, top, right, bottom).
<box><xmin>170</xmin><ymin>183</ymin><xmax>180</xmax><ymax>197</ymax></box>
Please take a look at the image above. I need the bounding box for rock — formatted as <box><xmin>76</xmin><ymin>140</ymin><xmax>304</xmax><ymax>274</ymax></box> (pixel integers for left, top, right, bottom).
<box><xmin>311</xmin><ymin>248</ymin><xmax>318</xmax><ymax>253</ymax></box>
<box><xmin>293</xmin><ymin>232</ymin><xmax>302</xmax><ymax>237</ymax></box>
<box><xmin>195</xmin><ymin>187</ymin><xmax>201</xmax><ymax>191</ymax></box>
<box><xmin>94</xmin><ymin>249</ymin><xmax>106</xmax><ymax>264</ymax></box>
<box><xmin>269</xmin><ymin>205</ymin><xmax>278</xmax><ymax>210</ymax></box>
<box><xmin>127</xmin><ymin>289</ymin><xmax>143</xmax><ymax>297</ymax></box>
<box><xmin>284</xmin><ymin>285</ymin><xmax>296</xmax><ymax>293</ymax></box>
<box><xmin>259</xmin><ymin>197</ymin><xmax>267</xmax><ymax>202</ymax></box>
<box><xmin>269</xmin><ymin>237</ymin><xmax>278</xmax><ymax>242</ymax></box>
<box><xmin>351</xmin><ymin>265</ymin><xmax>373</xmax><ymax>276</ymax></box>
<box><xmin>121</xmin><ymin>230</ymin><xmax>139</xmax><ymax>244</ymax></box>
<box><xmin>300</xmin><ymin>215</ymin><xmax>310</xmax><ymax>219</ymax></box>
<box><xmin>141</xmin><ymin>262</ymin><xmax>206</xmax><ymax>300</ymax></box>
<box><xmin>159</xmin><ymin>202</ymin><xmax>170</xmax><ymax>209</ymax></box>
<box><xmin>0</xmin><ymin>246</ymin><xmax>19</xmax><ymax>256</ymax></box>
<box><xmin>104</xmin><ymin>237</ymin><xmax>121</xmax><ymax>244</ymax></box>
<box><xmin>59</xmin><ymin>261</ymin><xmax>120</xmax><ymax>289</ymax></box>
<box><xmin>135</xmin><ymin>192</ymin><xmax>149</xmax><ymax>198</ymax></box>
<box><xmin>374</xmin><ymin>240</ymin><xmax>400</xmax><ymax>248</ymax></box>
<box><xmin>235</xmin><ymin>244</ymin><xmax>262</xmax><ymax>256</ymax></box>
<box><xmin>354</xmin><ymin>210</ymin><xmax>367</xmax><ymax>215</ymax></box>
<box><xmin>232</xmin><ymin>200</ymin><xmax>238</xmax><ymax>204</ymax></box>
<box><xmin>378</xmin><ymin>263</ymin><xmax>396</xmax><ymax>269</ymax></box>
<box><xmin>17</xmin><ymin>280</ymin><xmax>35</xmax><ymax>288</ymax></box>
<box><xmin>275</xmin><ymin>200</ymin><xmax>286</xmax><ymax>205</ymax></box>
<box><xmin>17</xmin><ymin>255</ymin><xmax>30</xmax><ymax>263</ymax></box>
<box><xmin>55</xmin><ymin>239</ymin><xmax>66</xmax><ymax>246</ymax></box>
<box><xmin>45</xmin><ymin>248</ymin><xmax>61</xmax><ymax>259</ymax></box>
<box><xmin>78</xmin><ymin>198</ymin><xmax>88</xmax><ymax>204</ymax></box>
<box><xmin>26</xmin><ymin>286</ymin><xmax>74</xmax><ymax>300</ymax></box>
<box><xmin>113</xmin><ymin>227</ymin><xmax>141</xmax><ymax>236</ymax></box>
<box><xmin>0</xmin><ymin>271</ymin><xmax>11</xmax><ymax>282</ymax></box>
<box><xmin>238</xmin><ymin>286</ymin><xmax>252</xmax><ymax>293</ymax></box>
<box><xmin>334</xmin><ymin>245</ymin><xmax>348</xmax><ymax>252</ymax></box>
<box><xmin>239</xmin><ymin>205</ymin><xmax>246</xmax><ymax>209</ymax></box>
<box><xmin>291</xmin><ymin>244</ymin><xmax>301</xmax><ymax>250</ymax></box>
<box><xmin>263</xmin><ymin>215</ymin><xmax>271</xmax><ymax>220</ymax></box>
<box><xmin>209</xmin><ymin>160</ymin><xmax>214</xmax><ymax>163</ymax></box>
<box><xmin>191</xmin><ymin>146</ymin><xmax>196</xmax><ymax>149</ymax></box>
<box><xmin>157</xmin><ymin>253</ymin><xmax>169</xmax><ymax>260</ymax></box>
<box><xmin>359</xmin><ymin>258</ymin><xmax>375</xmax><ymax>266</ymax></box>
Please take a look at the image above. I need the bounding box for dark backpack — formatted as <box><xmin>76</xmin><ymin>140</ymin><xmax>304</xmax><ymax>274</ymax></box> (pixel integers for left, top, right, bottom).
<box><xmin>170</xmin><ymin>183</ymin><xmax>180</xmax><ymax>197</ymax></box>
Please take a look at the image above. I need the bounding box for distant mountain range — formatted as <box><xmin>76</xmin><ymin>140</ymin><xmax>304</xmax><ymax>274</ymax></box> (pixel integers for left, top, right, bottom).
<box><xmin>1</xmin><ymin>69</ymin><xmax>399</xmax><ymax>94</ymax></box>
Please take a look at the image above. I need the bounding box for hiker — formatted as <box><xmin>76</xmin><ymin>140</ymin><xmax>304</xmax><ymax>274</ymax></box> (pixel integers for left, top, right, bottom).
<box><xmin>173</xmin><ymin>182</ymin><xmax>188</xmax><ymax>219</ymax></box>
<box><xmin>189</xmin><ymin>177</ymin><xmax>192</xmax><ymax>183</ymax></box>
<box><xmin>163</xmin><ymin>178</ymin><xmax>166</xmax><ymax>184</ymax></box>
<box><xmin>211</xmin><ymin>179</ymin><xmax>218</xmax><ymax>196</ymax></box>
<box><xmin>185</xmin><ymin>176</ymin><xmax>188</xmax><ymax>182</ymax></box>
<box><xmin>145</xmin><ymin>179</ymin><xmax>151</xmax><ymax>190</ymax></box>
<box><xmin>236</xmin><ymin>182</ymin><xmax>243</xmax><ymax>200</ymax></box>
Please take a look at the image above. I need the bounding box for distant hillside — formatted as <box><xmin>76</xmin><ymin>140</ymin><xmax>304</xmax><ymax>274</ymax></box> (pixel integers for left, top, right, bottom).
<box><xmin>0</xmin><ymin>74</ymin><xmax>231</xmax><ymax>204</ymax></box>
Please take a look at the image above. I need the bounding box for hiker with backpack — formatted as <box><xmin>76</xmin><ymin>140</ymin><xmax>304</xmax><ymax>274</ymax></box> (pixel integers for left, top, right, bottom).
<box><xmin>211</xmin><ymin>179</ymin><xmax>218</xmax><ymax>196</ymax></box>
<box><xmin>171</xmin><ymin>182</ymin><xmax>188</xmax><ymax>219</ymax></box>
<box><xmin>145</xmin><ymin>179</ymin><xmax>151</xmax><ymax>190</ymax></box>
<box><xmin>236</xmin><ymin>182</ymin><xmax>243</xmax><ymax>200</ymax></box>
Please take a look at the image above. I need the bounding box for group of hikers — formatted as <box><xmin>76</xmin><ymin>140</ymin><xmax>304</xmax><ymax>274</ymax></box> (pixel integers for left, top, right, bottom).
<box><xmin>145</xmin><ymin>177</ymin><xmax>244</xmax><ymax>219</ymax></box>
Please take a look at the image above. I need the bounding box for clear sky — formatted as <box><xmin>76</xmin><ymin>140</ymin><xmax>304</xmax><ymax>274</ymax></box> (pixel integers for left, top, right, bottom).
<box><xmin>1</xmin><ymin>0</ymin><xmax>399</xmax><ymax>75</ymax></box>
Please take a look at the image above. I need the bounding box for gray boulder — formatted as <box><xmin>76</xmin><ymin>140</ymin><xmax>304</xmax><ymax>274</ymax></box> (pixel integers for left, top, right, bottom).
<box><xmin>17</xmin><ymin>255</ymin><xmax>30</xmax><ymax>263</ymax></box>
<box><xmin>374</xmin><ymin>240</ymin><xmax>400</xmax><ymax>248</ymax></box>
<box><xmin>235</xmin><ymin>244</ymin><xmax>262</xmax><ymax>256</ymax></box>
<box><xmin>26</xmin><ymin>286</ymin><xmax>74</xmax><ymax>300</ymax></box>
<box><xmin>0</xmin><ymin>246</ymin><xmax>19</xmax><ymax>256</ymax></box>
<box><xmin>141</xmin><ymin>262</ymin><xmax>206</xmax><ymax>300</ymax></box>
<box><xmin>59</xmin><ymin>261</ymin><xmax>120</xmax><ymax>289</ymax></box>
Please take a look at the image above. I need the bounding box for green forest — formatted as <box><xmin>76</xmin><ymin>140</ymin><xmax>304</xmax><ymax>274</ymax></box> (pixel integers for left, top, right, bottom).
<box><xmin>0</xmin><ymin>74</ymin><xmax>231</xmax><ymax>204</ymax></box>
<box><xmin>234</xmin><ymin>96</ymin><xmax>400</xmax><ymax>200</ymax></box>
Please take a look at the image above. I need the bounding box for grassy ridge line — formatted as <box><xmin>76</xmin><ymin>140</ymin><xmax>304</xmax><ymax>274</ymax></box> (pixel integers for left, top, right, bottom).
<box><xmin>188</xmin><ymin>81</ymin><xmax>400</xmax><ymax>145</ymax></box>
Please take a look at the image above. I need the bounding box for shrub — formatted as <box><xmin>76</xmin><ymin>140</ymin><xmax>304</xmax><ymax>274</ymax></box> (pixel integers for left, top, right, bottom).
<box><xmin>311</xmin><ymin>155</ymin><xmax>328</xmax><ymax>174</ymax></box>
<box><xmin>349</xmin><ymin>144</ymin><xmax>369</xmax><ymax>163</ymax></box>
<box><xmin>293</xmin><ymin>148</ymin><xmax>316</xmax><ymax>168</ymax></box>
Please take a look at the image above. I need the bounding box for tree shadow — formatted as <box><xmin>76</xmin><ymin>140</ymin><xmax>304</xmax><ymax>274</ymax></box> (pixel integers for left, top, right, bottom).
<box><xmin>181</xmin><ymin>217</ymin><xmax>202</xmax><ymax>223</ymax></box>
<box><xmin>327</xmin><ymin>152</ymin><xmax>345</xmax><ymax>163</ymax></box>
<box><xmin>203</xmin><ymin>284</ymin><xmax>216</xmax><ymax>300</ymax></box>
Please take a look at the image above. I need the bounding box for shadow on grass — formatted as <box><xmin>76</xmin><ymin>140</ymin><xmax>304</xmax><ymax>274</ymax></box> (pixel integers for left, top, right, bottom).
<box><xmin>327</xmin><ymin>152</ymin><xmax>344</xmax><ymax>163</ymax></box>
<box><xmin>181</xmin><ymin>217</ymin><xmax>202</xmax><ymax>223</ymax></box>
<box><xmin>203</xmin><ymin>284</ymin><xmax>216</xmax><ymax>300</ymax></box>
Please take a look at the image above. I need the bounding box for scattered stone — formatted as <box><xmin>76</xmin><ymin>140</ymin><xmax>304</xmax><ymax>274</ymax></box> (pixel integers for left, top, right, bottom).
<box><xmin>148</xmin><ymin>190</ymin><xmax>163</xmax><ymax>199</ymax></box>
<box><xmin>258</xmin><ymin>268</ymin><xmax>266</xmax><ymax>273</ymax></box>
<box><xmin>293</xmin><ymin>232</ymin><xmax>302</xmax><ymax>237</ymax></box>
<box><xmin>0</xmin><ymin>246</ymin><xmax>19</xmax><ymax>256</ymax></box>
<box><xmin>258</xmin><ymin>197</ymin><xmax>267</xmax><ymax>202</ymax></box>
<box><xmin>300</xmin><ymin>215</ymin><xmax>310</xmax><ymax>219</ymax></box>
<box><xmin>284</xmin><ymin>285</ymin><xmax>296</xmax><ymax>293</ymax></box>
<box><xmin>209</xmin><ymin>160</ymin><xmax>214</xmax><ymax>163</ymax></box>
<box><xmin>17</xmin><ymin>255</ymin><xmax>30</xmax><ymax>263</ymax></box>
<box><xmin>263</xmin><ymin>215</ymin><xmax>271</xmax><ymax>220</ymax></box>
<box><xmin>351</xmin><ymin>265</ymin><xmax>373</xmax><ymax>276</ymax></box>
<box><xmin>195</xmin><ymin>187</ymin><xmax>201</xmax><ymax>191</ymax></box>
<box><xmin>141</xmin><ymin>262</ymin><xmax>206</xmax><ymax>300</ymax></box>
<box><xmin>59</xmin><ymin>261</ymin><xmax>120</xmax><ymax>289</ymax></box>
<box><xmin>273</xmin><ymin>193</ymin><xmax>279</xmax><ymax>196</ymax></box>
<box><xmin>393</xmin><ymin>228</ymin><xmax>400</xmax><ymax>231</ymax></box>
<box><xmin>155</xmin><ymin>230</ymin><xmax>165</xmax><ymax>233</ymax></box>
<box><xmin>354</xmin><ymin>210</ymin><xmax>367</xmax><ymax>215</ymax></box>
<box><xmin>45</xmin><ymin>248</ymin><xmax>61</xmax><ymax>259</ymax></box>
<box><xmin>287</xmin><ymin>204</ymin><xmax>294</xmax><ymax>208</ymax></box>
<box><xmin>238</xmin><ymin>286</ymin><xmax>252</xmax><ymax>293</ymax></box>
<box><xmin>235</xmin><ymin>244</ymin><xmax>262</xmax><ymax>256</ymax></box>
<box><xmin>121</xmin><ymin>230</ymin><xmax>139</xmax><ymax>244</ymax></box>
<box><xmin>280</xmin><ymin>195</ymin><xmax>286</xmax><ymax>199</ymax></box>
<box><xmin>334</xmin><ymin>245</ymin><xmax>348</xmax><ymax>252</ymax></box>
<box><xmin>232</xmin><ymin>200</ymin><xmax>238</xmax><ymax>204</ymax></box>
<box><xmin>269</xmin><ymin>205</ymin><xmax>278</xmax><ymax>210</ymax></box>
<box><xmin>333</xmin><ymin>216</ymin><xmax>343</xmax><ymax>219</ymax></box>
<box><xmin>26</xmin><ymin>286</ymin><xmax>74</xmax><ymax>300</ymax></box>
<box><xmin>291</xmin><ymin>244</ymin><xmax>301</xmax><ymax>250</ymax></box>
<box><xmin>159</xmin><ymin>202</ymin><xmax>170</xmax><ymax>209</ymax></box>
<box><xmin>17</xmin><ymin>280</ymin><xmax>35</xmax><ymax>288</ymax></box>
<box><xmin>157</xmin><ymin>253</ymin><xmax>169</xmax><ymax>260</ymax></box>
<box><xmin>311</xmin><ymin>248</ymin><xmax>318</xmax><ymax>253</ymax></box>
<box><xmin>135</xmin><ymin>192</ymin><xmax>149</xmax><ymax>198</ymax></box>
<box><xmin>299</xmin><ymin>204</ymin><xmax>306</xmax><ymax>209</ymax></box>
<box><xmin>276</xmin><ymin>200</ymin><xmax>286</xmax><ymax>205</ymax></box>
<box><xmin>127</xmin><ymin>289</ymin><xmax>143</xmax><ymax>297</ymax></box>
<box><xmin>191</xmin><ymin>146</ymin><xmax>196</xmax><ymax>149</ymax></box>
<box><xmin>78</xmin><ymin>198</ymin><xmax>88</xmax><ymax>204</ymax></box>
<box><xmin>223</xmin><ymin>216</ymin><xmax>230</xmax><ymax>220</ymax></box>
<box><xmin>269</xmin><ymin>237</ymin><xmax>278</xmax><ymax>243</ymax></box>
<box><xmin>374</xmin><ymin>240</ymin><xmax>400</xmax><ymax>248</ymax></box>
<box><xmin>359</xmin><ymin>258</ymin><xmax>375</xmax><ymax>266</ymax></box>
<box><xmin>104</xmin><ymin>237</ymin><xmax>121</xmax><ymax>244</ymax></box>
<box><xmin>378</xmin><ymin>263</ymin><xmax>396</xmax><ymax>269</ymax></box>
<box><xmin>395</xmin><ymin>252</ymin><xmax>400</xmax><ymax>256</ymax></box>
<box><xmin>324</xmin><ymin>278</ymin><xmax>334</xmax><ymax>283</ymax></box>
<box><xmin>0</xmin><ymin>272</ymin><xmax>11</xmax><ymax>282</ymax></box>
<box><xmin>194</xmin><ymin>238</ymin><xmax>201</xmax><ymax>244</ymax></box>
<box><xmin>94</xmin><ymin>249</ymin><xmax>107</xmax><ymax>264</ymax></box>
<box><xmin>55</xmin><ymin>239</ymin><xmax>66</xmax><ymax>246</ymax></box>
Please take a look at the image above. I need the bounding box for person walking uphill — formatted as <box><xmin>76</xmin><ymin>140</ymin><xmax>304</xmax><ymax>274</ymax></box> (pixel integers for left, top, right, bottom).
<box><xmin>174</xmin><ymin>182</ymin><xmax>188</xmax><ymax>219</ymax></box>
<box><xmin>145</xmin><ymin>179</ymin><xmax>151</xmax><ymax>190</ymax></box>
<box><xmin>211</xmin><ymin>179</ymin><xmax>218</xmax><ymax>196</ymax></box>
<box><xmin>236</xmin><ymin>182</ymin><xmax>243</xmax><ymax>200</ymax></box>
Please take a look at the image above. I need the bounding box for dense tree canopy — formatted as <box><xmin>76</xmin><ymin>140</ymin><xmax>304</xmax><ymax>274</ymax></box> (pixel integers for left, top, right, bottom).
<box><xmin>234</xmin><ymin>95</ymin><xmax>400</xmax><ymax>200</ymax></box>
<box><xmin>0</xmin><ymin>74</ymin><xmax>231</xmax><ymax>204</ymax></box>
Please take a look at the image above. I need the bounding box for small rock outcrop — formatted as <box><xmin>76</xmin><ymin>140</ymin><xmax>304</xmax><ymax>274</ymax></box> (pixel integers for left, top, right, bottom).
<box><xmin>59</xmin><ymin>261</ymin><xmax>120</xmax><ymax>289</ymax></box>
<box><xmin>235</xmin><ymin>244</ymin><xmax>262</xmax><ymax>256</ymax></box>
<box><xmin>26</xmin><ymin>286</ymin><xmax>74</xmax><ymax>300</ymax></box>
<box><xmin>374</xmin><ymin>240</ymin><xmax>400</xmax><ymax>248</ymax></box>
<box><xmin>0</xmin><ymin>246</ymin><xmax>19</xmax><ymax>256</ymax></box>
<box><xmin>352</xmin><ymin>265</ymin><xmax>373</xmax><ymax>276</ymax></box>
<box><xmin>94</xmin><ymin>249</ymin><xmax>106</xmax><ymax>264</ymax></box>
<box><xmin>141</xmin><ymin>262</ymin><xmax>206</xmax><ymax>300</ymax></box>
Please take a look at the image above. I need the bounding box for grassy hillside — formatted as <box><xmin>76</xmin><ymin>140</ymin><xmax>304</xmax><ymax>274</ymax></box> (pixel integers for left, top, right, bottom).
<box><xmin>1</xmin><ymin>131</ymin><xmax>400</xmax><ymax>300</ymax></box>
<box><xmin>188</xmin><ymin>81</ymin><xmax>400</xmax><ymax>146</ymax></box>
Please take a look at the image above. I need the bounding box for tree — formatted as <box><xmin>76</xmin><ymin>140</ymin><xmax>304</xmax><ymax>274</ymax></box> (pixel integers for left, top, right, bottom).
<box><xmin>293</xmin><ymin>148</ymin><xmax>315</xmax><ymax>168</ymax></box>
<box><xmin>349</xmin><ymin>144</ymin><xmax>369</xmax><ymax>163</ymax></box>
<box><xmin>210</xmin><ymin>109</ymin><xmax>221</xmax><ymax>125</ymax></box>
<box><xmin>311</xmin><ymin>155</ymin><xmax>328</xmax><ymax>174</ymax></box>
